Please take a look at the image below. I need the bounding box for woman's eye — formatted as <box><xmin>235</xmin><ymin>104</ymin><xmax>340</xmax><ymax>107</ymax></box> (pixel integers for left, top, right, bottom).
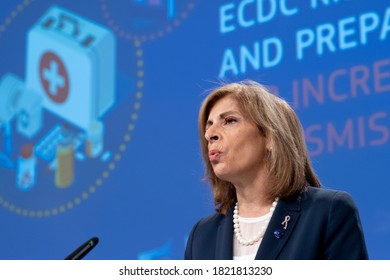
<box><xmin>225</xmin><ymin>117</ymin><xmax>237</xmax><ymax>124</ymax></box>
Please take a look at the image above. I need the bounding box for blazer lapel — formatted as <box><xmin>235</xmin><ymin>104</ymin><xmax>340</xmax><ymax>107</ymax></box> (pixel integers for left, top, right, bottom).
<box><xmin>215</xmin><ymin>208</ymin><xmax>234</xmax><ymax>260</ymax></box>
<box><xmin>255</xmin><ymin>196</ymin><xmax>302</xmax><ymax>259</ymax></box>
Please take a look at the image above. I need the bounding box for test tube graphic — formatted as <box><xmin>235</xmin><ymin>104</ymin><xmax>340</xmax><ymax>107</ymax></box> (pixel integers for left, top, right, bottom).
<box><xmin>17</xmin><ymin>144</ymin><xmax>36</xmax><ymax>190</ymax></box>
<box><xmin>167</xmin><ymin>0</ymin><xmax>175</xmax><ymax>20</ymax></box>
<box><xmin>86</xmin><ymin>121</ymin><xmax>104</xmax><ymax>158</ymax></box>
<box><xmin>55</xmin><ymin>125</ymin><xmax>74</xmax><ymax>188</ymax></box>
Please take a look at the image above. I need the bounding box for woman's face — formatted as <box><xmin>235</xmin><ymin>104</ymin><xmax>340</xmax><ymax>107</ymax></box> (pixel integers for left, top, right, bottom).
<box><xmin>205</xmin><ymin>95</ymin><xmax>268</xmax><ymax>186</ymax></box>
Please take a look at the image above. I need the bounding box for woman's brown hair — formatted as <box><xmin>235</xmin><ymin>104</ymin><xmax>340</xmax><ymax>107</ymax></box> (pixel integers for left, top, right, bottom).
<box><xmin>199</xmin><ymin>80</ymin><xmax>321</xmax><ymax>215</ymax></box>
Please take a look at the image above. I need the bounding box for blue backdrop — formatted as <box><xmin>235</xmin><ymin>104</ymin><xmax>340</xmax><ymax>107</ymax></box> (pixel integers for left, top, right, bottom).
<box><xmin>0</xmin><ymin>0</ymin><xmax>389</xmax><ymax>260</ymax></box>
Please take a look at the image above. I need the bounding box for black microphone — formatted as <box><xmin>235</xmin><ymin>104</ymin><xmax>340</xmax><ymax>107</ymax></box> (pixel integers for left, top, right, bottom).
<box><xmin>65</xmin><ymin>237</ymin><xmax>99</xmax><ymax>260</ymax></box>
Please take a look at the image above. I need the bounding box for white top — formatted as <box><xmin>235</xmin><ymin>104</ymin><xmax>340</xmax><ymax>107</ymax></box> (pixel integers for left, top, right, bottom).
<box><xmin>233</xmin><ymin>213</ymin><xmax>272</xmax><ymax>260</ymax></box>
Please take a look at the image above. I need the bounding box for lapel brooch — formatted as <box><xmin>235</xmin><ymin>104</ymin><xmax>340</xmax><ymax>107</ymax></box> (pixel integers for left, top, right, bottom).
<box><xmin>273</xmin><ymin>215</ymin><xmax>291</xmax><ymax>239</ymax></box>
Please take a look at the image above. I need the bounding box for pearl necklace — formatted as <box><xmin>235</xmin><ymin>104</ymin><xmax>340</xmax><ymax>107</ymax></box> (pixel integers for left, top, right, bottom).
<box><xmin>233</xmin><ymin>198</ymin><xmax>279</xmax><ymax>246</ymax></box>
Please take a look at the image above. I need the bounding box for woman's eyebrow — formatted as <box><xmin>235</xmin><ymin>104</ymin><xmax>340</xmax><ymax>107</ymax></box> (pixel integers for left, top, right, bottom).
<box><xmin>206</xmin><ymin>110</ymin><xmax>241</xmax><ymax>127</ymax></box>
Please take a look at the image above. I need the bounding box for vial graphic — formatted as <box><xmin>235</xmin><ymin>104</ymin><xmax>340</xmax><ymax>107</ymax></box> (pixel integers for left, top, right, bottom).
<box><xmin>55</xmin><ymin>126</ymin><xmax>74</xmax><ymax>188</ymax></box>
<box><xmin>86</xmin><ymin>120</ymin><xmax>104</xmax><ymax>158</ymax></box>
<box><xmin>17</xmin><ymin>144</ymin><xmax>36</xmax><ymax>190</ymax></box>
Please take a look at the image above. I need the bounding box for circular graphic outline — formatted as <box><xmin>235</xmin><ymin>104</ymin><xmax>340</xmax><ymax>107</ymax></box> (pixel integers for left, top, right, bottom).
<box><xmin>100</xmin><ymin>0</ymin><xmax>197</xmax><ymax>42</ymax></box>
<box><xmin>0</xmin><ymin>1</ymin><xmax>144</xmax><ymax>218</ymax></box>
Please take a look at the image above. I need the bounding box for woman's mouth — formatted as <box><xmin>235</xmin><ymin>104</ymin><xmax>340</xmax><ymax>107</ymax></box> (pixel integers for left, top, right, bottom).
<box><xmin>209</xmin><ymin>150</ymin><xmax>221</xmax><ymax>161</ymax></box>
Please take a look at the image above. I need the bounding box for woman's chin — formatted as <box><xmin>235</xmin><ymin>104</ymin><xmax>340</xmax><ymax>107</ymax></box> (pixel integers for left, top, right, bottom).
<box><xmin>213</xmin><ymin>169</ymin><xmax>231</xmax><ymax>182</ymax></box>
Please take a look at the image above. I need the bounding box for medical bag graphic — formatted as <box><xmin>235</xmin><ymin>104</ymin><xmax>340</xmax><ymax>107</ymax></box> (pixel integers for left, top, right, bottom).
<box><xmin>26</xmin><ymin>6</ymin><xmax>116</xmax><ymax>130</ymax></box>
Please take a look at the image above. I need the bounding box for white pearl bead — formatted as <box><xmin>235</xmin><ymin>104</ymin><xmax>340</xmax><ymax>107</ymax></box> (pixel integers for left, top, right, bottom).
<box><xmin>233</xmin><ymin>198</ymin><xmax>279</xmax><ymax>246</ymax></box>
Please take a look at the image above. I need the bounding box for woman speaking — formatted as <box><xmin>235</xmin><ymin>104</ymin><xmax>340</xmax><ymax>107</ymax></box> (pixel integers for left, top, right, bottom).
<box><xmin>185</xmin><ymin>80</ymin><xmax>368</xmax><ymax>260</ymax></box>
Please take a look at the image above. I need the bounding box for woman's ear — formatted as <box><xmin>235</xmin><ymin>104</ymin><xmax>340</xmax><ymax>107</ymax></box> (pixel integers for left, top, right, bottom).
<box><xmin>266</xmin><ymin>138</ymin><xmax>273</xmax><ymax>152</ymax></box>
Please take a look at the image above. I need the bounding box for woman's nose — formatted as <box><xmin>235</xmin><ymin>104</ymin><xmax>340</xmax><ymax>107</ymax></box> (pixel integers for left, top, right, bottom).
<box><xmin>205</xmin><ymin>127</ymin><xmax>220</xmax><ymax>143</ymax></box>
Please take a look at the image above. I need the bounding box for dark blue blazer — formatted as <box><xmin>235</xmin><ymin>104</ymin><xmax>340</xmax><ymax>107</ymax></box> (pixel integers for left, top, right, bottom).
<box><xmin>185</xmin><ymin>187</ymin><xmax>368</xmax><ymax>260</ymax></box>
